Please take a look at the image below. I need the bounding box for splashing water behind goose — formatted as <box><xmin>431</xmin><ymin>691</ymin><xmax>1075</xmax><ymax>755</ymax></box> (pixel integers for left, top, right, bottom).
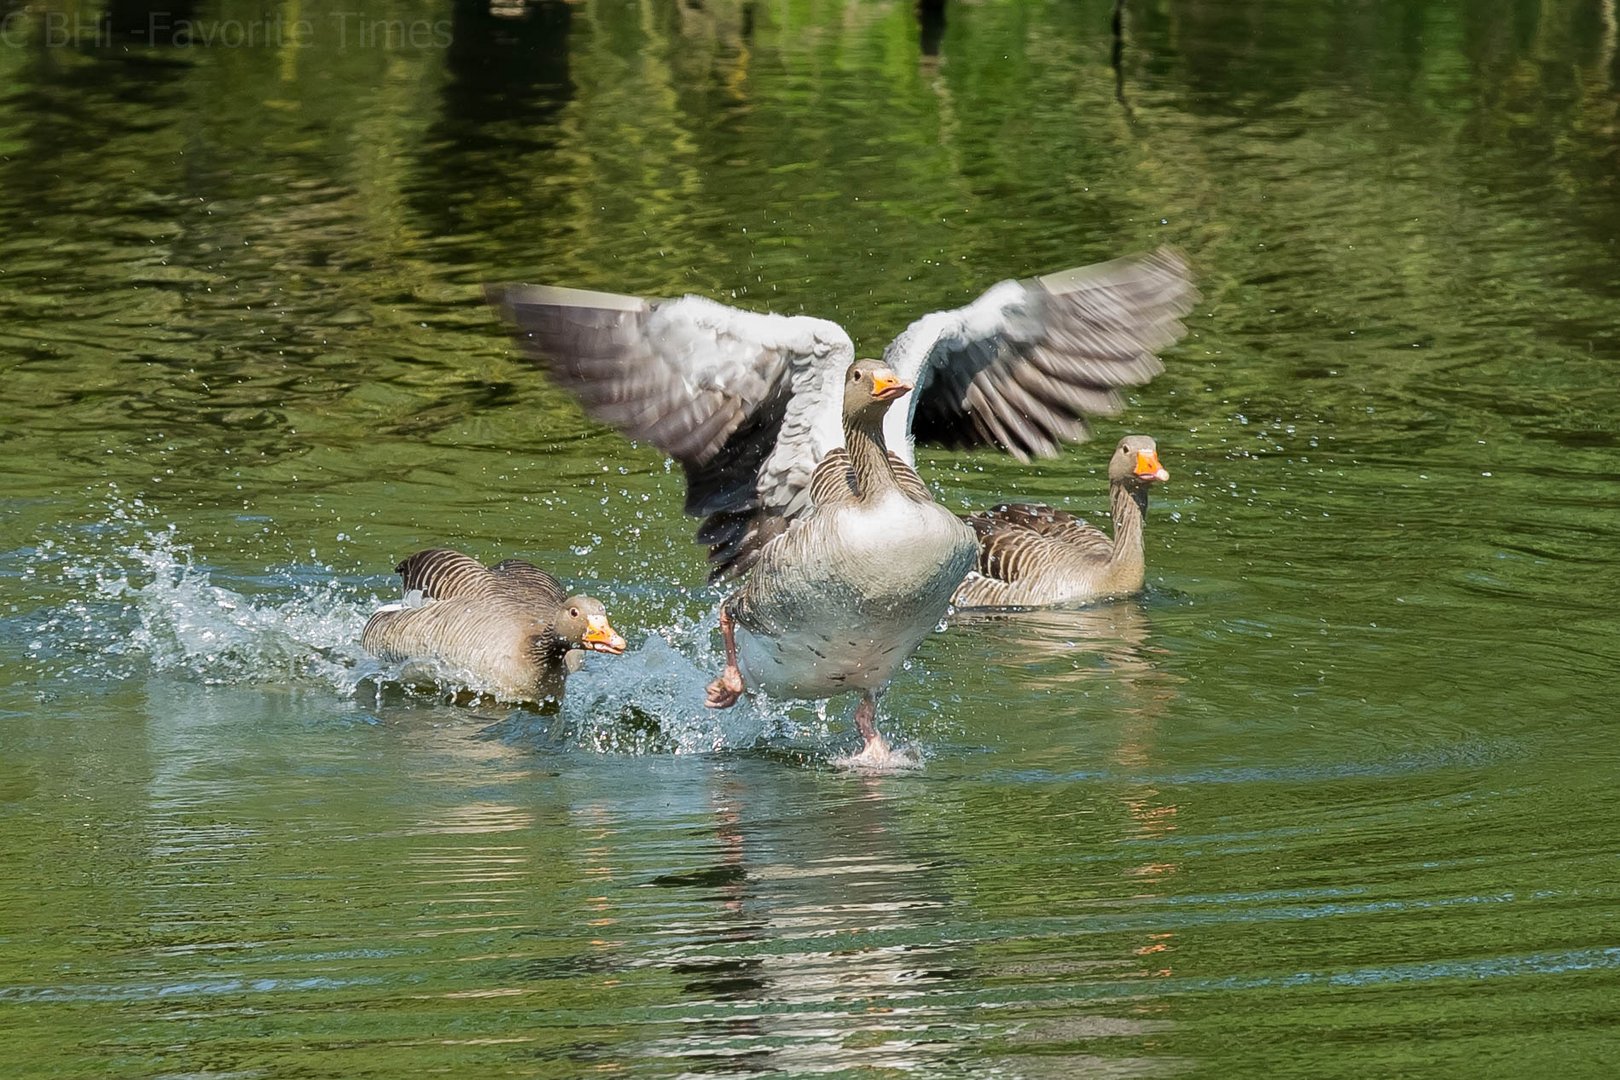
<box><xmin>16</xmin><ymin>503</ymin><xmax>937</xmax><ymax>760</ymax></box>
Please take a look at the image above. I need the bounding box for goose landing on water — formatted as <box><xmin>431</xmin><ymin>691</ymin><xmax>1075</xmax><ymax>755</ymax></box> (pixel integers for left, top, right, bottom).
<box><xmin>361</xmin><ymin>548</ymin><xmax>626</xmax><ymax>705</ymax></box>
<box><xmin>704</xmin><ymin>362</ymin><xmax>977</xmax><ymax>766</ymax></box>
<box><xmin>953</xmin><ymin>435</ymin><xmax>1170</xmax><ymax>609</ymax></box>
<box><xmin>486</xmin><ymin>249</ymin><xmax>1196</xmax><ymax>763</ymax></box>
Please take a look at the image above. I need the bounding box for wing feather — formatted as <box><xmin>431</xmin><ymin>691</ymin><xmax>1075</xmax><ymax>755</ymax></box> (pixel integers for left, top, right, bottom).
<box><xmin>491</xmin><ymin>559</ymin><xmax>568</xmax><ymax>606</ymax></box>
<box><xmin>396</xmin><ymin>549</ymin><xmax>500</xmax><ymax>601</ymax></box>
<box><xmin>886</xmin><ymin>452</ymin><xmax>935</xmax><ymax>504</ymax></box>
<box><xmin>362</xmin><ymin>549</ymin><xmax>569</xmax><ymax>691</ymax></box>
<box><xmin>886</xmin><ymin>248</ymin><xmax>1197</xmax><ymax>463</ymax></box>
<box><xmin>963</xmin><ymin>504</ymin><xmax>1114</xmax><ymax>586</ymax></box>
<box><xmin>807</xmin><ymin>447</ymin><xmax>858</xmax><ymax>508</ymax></box>
<box><xmin>487</xmin><ymin>285</ymin><xmax>853</xmax><ymax>580</ymax></box>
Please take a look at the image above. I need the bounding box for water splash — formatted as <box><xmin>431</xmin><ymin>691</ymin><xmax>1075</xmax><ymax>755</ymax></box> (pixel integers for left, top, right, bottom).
<box><xmin>481</xmin><ymin>625</ymin><xmax>861</xmax><ymax>759</ymax></box>
<box><xmin>24</xmin><ymin>522</ymin><xmax>379</xmax><ymax>694</ymax></box>
<box><xmin>563</xmin><ymin>631</ymin><xmax>778</xmax><ymax>754</ymax></box>
<box><xmin>15</xmin><ymin>502</ymin><xmax>899</xmax><ymax>762</ymax></box>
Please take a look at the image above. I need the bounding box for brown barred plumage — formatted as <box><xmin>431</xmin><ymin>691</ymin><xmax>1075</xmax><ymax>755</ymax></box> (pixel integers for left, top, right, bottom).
<box><xmin>362</xmin><ymin>549</ymin><xmax>623</xmax><ymax>704</ymax></box>
<box><xmin>952</xmin><ymin>436</ymin><xmax>1168</xmax><ymax>609</ymax></box>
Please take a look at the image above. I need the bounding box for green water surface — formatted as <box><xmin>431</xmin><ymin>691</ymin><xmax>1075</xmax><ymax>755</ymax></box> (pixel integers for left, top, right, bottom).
<box><xmin>2</xmin><ymin>0</ymin><xmax>1618</xmax><ymax>1076</ymax></box>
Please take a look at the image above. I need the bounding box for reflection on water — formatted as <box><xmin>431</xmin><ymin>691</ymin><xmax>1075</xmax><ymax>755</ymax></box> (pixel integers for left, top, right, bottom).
<box><xmin>949</xmin><ymin>601</ymin><xmax>1164</xmax><ymax>688</ymax></box>
<box><xmin>944</xmin><ymin>602</ymin><xmax>1180</xmax><ymax>779</ymax></box>
<box><xmin>540</xmin><ymin>767</ymin><xmax>1190</xmax><ymax>1076</ymax></box>
<box><xmin>636</xmin><ymin>779</ymin><xmax>967</xmax><ymax>1074</ymax></box>
<box><xmin>3</xmin><ymin>0</ymin><xmax>1619</xmax><ymax>1075</ymax></box>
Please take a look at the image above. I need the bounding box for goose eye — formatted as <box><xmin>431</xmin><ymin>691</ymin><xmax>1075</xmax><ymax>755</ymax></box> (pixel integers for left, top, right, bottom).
<box><xmin>569</xmin><ymin>607</ymin><xmax>580</xmax><ymax>618</ymax></box>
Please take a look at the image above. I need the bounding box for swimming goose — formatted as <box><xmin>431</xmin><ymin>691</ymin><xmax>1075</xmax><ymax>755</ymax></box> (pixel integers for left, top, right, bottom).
<box><xmin>486</xmin><ymin>249</ymin><xmax>1194</xmax><ymax>754</ymax></box>
<box><xmin>362</xmin><ymin>548</ymin><xmax>627</xmax><ymax>704</ymax></box>
<box><xmin>952</xmin><ymin>435</ymin><xmax>1169</xmax><ymax>608</ymax></box>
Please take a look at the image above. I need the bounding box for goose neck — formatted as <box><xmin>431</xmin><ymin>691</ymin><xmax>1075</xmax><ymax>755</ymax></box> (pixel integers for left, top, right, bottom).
<box><xmin>845</xmin><ymin>413</ymin><xmax>898</xmax><ymax>498</ymax></box>
<box><xmin>1108</xmin><ymin>481</ymin><xmax>1149</xmax><ymax>571</ymax></box>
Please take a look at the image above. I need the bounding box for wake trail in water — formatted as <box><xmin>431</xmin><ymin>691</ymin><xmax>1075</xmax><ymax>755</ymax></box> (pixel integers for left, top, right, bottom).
<box><xmin>24</xmin><ymin>520</ymin><xmax>379</xmax><ymax>694</ymax></box>
<box><xmin>14</xmin><ymin>504</ymin><xmax>862</xmax><ymax>759</ymax></box>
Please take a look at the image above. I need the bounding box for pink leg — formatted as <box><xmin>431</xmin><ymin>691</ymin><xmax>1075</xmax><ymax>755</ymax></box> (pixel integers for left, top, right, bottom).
<box><xmin>853</xmin><ymin>692</ymin><xmax>884</xmax><ymax>752</ymax></box>
<box><xmin>704</xmin><ymin>601</ymin><xmax>747</xmax><ymax>709</ymax></box>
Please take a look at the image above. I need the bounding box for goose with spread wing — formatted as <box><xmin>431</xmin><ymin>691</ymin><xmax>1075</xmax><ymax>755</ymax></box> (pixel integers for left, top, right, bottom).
<box><xmin>700</xmin><ymin>359</ymin><xmax>977</xmax><ymax>764</ymax></box>
<box><xmin>486</xmin><ymin>248</ymin><xmax>1195</xmax><ymax>759</ymax></box>
<box><xmin>362</xmin><ymin>548</ymin><xmax>627</xmax><ymax>705</ymax></box>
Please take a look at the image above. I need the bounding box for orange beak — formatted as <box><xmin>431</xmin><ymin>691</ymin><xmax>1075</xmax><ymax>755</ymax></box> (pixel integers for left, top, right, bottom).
<box><xmin>1134</xmin><ymin>449</ymin><xmax>1169</xmax><ymax>482</ymax></box>
<box><xmin>869</xmin><ymin>368</ymin><xmax>912</xmax><ymax>402</ymax></box>
<box><xmin>582</xmin><ymin>615</ymin><xmax>627</xmax><ymax>655</ymax></box>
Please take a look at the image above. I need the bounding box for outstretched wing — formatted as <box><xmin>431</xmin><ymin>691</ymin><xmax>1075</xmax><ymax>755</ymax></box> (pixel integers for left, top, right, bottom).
<box><xmin>487</xmin><ymin>285</ymin><xmax>854</xmax><ymax>580</ymax></box>
<box><xmin>882</xmin><ymin>248</ymin><xmax>1197</xmax><ymax>462</ymax></box>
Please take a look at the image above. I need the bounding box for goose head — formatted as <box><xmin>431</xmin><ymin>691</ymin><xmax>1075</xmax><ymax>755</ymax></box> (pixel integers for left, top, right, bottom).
<box><xmin>1110</xmin><ymin>435</ymin><xmax>1169</xmax><ymax>488</ymax></box>
<box><xmin>843</xmin><ymin>361</ymin><xmax>912</xmax><ymax>421</ymax></box>
<box><xmin>554</xmin><ymin>595</ymin><xmax>628</xmax><ymax>655</ymax></box>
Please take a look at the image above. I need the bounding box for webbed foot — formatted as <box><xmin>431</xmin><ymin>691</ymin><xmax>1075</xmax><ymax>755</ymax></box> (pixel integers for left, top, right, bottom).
<box><xmin>704</xmin><ymin>666</ymin><xmax>746</xmax><ymax>709</ymax></box>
